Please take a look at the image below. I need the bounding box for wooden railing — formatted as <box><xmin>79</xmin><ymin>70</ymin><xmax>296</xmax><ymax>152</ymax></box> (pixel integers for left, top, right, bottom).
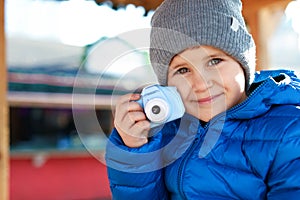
<box><xmin>0</xmin><ymin>0</ymin><xmax>9</xmax><ymax>199</ymax></box>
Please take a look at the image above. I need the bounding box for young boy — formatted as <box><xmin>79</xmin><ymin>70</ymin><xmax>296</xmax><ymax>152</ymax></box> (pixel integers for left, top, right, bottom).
<box><xmin>106</xmin><ymin>0</ymin><xmax>300</xmax><ymax>199</ymax></box>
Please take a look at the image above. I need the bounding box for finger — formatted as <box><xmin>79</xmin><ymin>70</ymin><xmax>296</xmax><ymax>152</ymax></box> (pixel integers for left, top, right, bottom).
<box><xmin>121</xmin><ymin>121</ymin><xmax>150</xmax><ymax>147</ymax></box>
<box><xmin>117</xmin><ymin>116</ymin><xmax>150</xmax><ymax>138</ymax></box>
<box><xmin>134</xmin><ymin>120</ymin><xmax>151</xmax><ymax>136</ymax></box>
<box><xmin>128</xmin><ymin>101</ymin><xmax>143</xmax><ymax>112</ymax></box>
<box><xmin>116</xmin><ymin>93</ymin><xmax>141</xmax><ymax>105</ymax></box>
<box><xmin>126</xmin><ymin>111</ymin><xmax>148</xmax><ymax>126</ymax></box>
<box><xmin>115</xmin><ymin>95</ymin><xmax>138</xmax><ymax>120</ymax></box>
<box><xmin>115</xmin><ymin>119</ymin><xmax>149</xmax><ymax>140</ymax></box>
<box><xmin>114</xmin><ymin>109</ymin><xmax>146</xmax><ymax>134</ymax></box>
<box><xmin>115</xmin><ymin>103</ymin><xmax>143</xmax><ymax>127</ymax></box>
<box><xmin>116</xmin><ymin>110</ymin><xmax>147</xmax><ymax>132</ymax></box>
<box><xmin>129</xmin><ymin>93</ymin><xmax>141</xmax><ymax>101</ymax></box>
<box><xmin>116</xmin><ymin>94</ymin><xmax>142</xmax><ymax>113</ymax></box>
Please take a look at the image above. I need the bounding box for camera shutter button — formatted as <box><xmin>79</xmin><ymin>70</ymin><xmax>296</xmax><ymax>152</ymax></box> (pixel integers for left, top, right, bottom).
<box><xmin>145</xmin><ymin>98</ymin><xmax>169</xmax><ymax>123</ymax></box>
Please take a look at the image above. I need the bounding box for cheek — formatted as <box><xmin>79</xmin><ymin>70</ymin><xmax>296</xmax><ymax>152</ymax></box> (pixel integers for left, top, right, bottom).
<box><xmin>168</xmin><ymin>78</ymin><xmax>191</xmax><ymax>99</ymax></box>
<box><xmin>176</xmin><ymin>87</ymin><xmax>189</xmax><ymax>100</ymax></box>
<box><xmin>223</xmin><ymin>70</ymin><xmax>245</xmax><ymax>94</ymax></box>
<box><xmin>235</xmin><ymin>73</ymin><xmax>246</xmax><ymax>92</ymax></box>
<box><xmin>168</xmin><ymin>75</ymin><xmax>184</xmax><ymax>87</ymax></box>
<box><xmin>221</xmin><ymin>65</ymin><xmax>245</xmax><ymax>91</ymax></box>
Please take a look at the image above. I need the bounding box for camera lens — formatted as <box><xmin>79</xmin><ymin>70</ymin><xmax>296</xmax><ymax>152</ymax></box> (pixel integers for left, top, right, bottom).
<box><xmin>151</xmin><ymin>105</ymin><xmax>161</xmax><ymax>114</ymax></box>
<box><xmin>145</xmin><ymin>98</ymin><xmax>169</xmax><ymax>123</ymax></box>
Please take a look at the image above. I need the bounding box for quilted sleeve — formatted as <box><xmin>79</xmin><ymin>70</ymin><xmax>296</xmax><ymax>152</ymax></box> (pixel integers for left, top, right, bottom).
<box><xmin>267</xmin><ymin>118</ymin><xmax>300</xmax><ymax>199</ymax></box>
<box><xmin>105</xmin><ymin>128</ymin><xmax>169</xmax><ymax>200</ymax></box>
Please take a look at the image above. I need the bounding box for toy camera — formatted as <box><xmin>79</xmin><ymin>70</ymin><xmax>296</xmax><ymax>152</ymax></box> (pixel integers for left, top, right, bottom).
<box><xmin>136</xmin><ymin>84</ymin><xmax>185</xmax><ymax>128</ymax></box>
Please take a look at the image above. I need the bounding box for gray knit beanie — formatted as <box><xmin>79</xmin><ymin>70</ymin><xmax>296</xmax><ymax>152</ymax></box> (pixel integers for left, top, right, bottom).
<box><xmin>150</xmin><ymin>0</ymin><xmax>256</xmax><ymax>90</ymax></box>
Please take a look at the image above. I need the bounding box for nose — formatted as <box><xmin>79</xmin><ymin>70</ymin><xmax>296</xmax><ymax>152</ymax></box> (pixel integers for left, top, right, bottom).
<box><xmin>190</xmin><ymin>70</ymin><xmax>211</xmax><ymax>92</ymax></box>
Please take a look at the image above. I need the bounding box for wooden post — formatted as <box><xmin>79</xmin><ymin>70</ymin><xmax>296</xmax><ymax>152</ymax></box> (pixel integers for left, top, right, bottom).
<box><xmin>0</xmin><ymin>0</ymin><xmax>9</xmax><ymax>199</ymax></box>
<box><xmin>242</xmin><ymin>0</ymin><xmax>292</xmax><ymax>71</ymax></box>
<box><xmin>258</xmin><ymin>6</ymin><xmax>285</xmax><ymax>69</ymax></box>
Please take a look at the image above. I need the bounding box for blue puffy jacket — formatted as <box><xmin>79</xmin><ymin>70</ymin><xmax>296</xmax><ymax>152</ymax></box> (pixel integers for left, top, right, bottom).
<box><xmin>106</xmin><ymin>69</ymin><xmax>300</xmax><ymax>199</ymax></box>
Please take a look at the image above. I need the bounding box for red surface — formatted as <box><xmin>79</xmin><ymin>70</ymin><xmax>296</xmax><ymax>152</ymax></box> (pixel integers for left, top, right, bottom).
<box><xmin>10</xmin><ymin>156</ymin><xmax>112</xmax><ymax>200</ymax></box>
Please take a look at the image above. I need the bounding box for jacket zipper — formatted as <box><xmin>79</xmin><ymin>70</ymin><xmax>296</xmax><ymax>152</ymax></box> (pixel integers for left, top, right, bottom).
<box><xmin>177</xmin><ymin>135</ymin><xmax>201</xmax><ymax>199</ymax></box>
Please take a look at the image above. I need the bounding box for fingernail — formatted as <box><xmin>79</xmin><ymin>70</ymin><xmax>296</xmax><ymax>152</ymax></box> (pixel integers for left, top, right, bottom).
<box><xmin>132</xmin><ymin>94</ymin><xmax>140</xmax><ymax>99</ymax></box>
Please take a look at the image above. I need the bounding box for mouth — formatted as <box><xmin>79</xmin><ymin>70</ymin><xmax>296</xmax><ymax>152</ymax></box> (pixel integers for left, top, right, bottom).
<box><xmin>196</xmin><ymin>93</ymin><xmax>223</xmax><ymax>104</ymax></box>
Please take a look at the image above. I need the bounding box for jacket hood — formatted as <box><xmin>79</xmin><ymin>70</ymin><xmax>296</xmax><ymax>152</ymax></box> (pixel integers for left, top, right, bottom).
<box><xmin>227</xmin><ymin>69</ymin><xmax>300</xmax><ymax>120</ymax></box>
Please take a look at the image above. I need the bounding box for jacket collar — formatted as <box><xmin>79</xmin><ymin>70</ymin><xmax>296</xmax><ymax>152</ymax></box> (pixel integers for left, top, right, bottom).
<box><xmin>227</xmin><ymin>69</ymin><xmax>300</xmax><ymax>120</ymax></box>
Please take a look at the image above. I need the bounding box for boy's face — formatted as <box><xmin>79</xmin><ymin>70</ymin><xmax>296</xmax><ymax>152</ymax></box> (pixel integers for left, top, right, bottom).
<box><xmin>167</xmin><ymin>45</ymin><xmax>246</xmax><ymax>122</ymax></box>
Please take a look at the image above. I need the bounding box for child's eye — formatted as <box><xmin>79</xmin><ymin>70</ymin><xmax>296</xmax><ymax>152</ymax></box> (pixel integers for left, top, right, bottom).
<box><xmin>208</xmin><ymin>58</ymin><xmax>222</xmax><ymax>66</ymax></box>
<box><xmin>175</xmin><ymin>67</ymin><xmax>190</xmax><ymax>74</ymax></box>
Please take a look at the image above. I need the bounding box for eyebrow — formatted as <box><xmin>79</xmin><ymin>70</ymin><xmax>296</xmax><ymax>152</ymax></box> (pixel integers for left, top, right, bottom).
<box><xmin>169</xmin><ymin>58</ymin><xmax>187</xmax><ymax>70</ymax></box>
<box><xmin>207</xmin><ymin>52</ymin><xmax>227</xmax><ymax>58</ymax></box>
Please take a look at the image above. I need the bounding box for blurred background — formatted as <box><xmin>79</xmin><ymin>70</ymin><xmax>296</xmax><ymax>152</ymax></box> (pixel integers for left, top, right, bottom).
<box><xmin>1</xmin><ymin>0</ymin><xmax>300</xmax><ymax>199</ymax></box>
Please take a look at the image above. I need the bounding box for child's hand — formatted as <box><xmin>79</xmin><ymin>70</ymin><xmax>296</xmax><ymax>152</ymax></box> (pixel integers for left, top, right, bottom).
<box><xmin>114</xmin><ymin>93</ymin><xmax>151</xmax><ymax>148</ymax></box>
